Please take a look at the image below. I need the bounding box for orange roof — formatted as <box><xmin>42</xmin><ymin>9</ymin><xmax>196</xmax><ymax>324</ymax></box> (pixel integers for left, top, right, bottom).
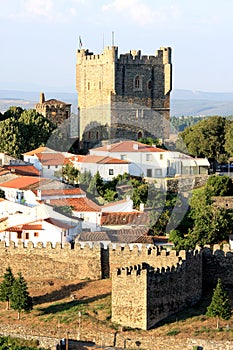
<box><xmin>5</xmin><ymin>165</ymin><xmax>40</xmax><ymax>176</ymax></box>
<box><xmin>81</xmin><ymin>155</ymin><xmax>130</xmax><ymax>164</ymax></box>
<box><xmin>0</xmin><ymin>176</ymin><xmax>41</xmax><ymax>189</ymax></box>
<box><xmin>101</xmin><ymin>211</ymin><xmax>148</xmax><ymax>225</ymax></box>
<box><xmin>37</xmin><ymin>153</ymin><xmax>65</xmax><ymax>166</ymax></box>
<box><xmin>50</xmin><ymin>197</ymin><xmax>101</xmax><ymax>212</ymax></box>
<box><xmin>23</xmin><ymin>146</ymin><xmax>50</xmax><ymax>156</ymax></box>
<box><xmin>41</xmin><ymin>188</ymin><xmax>85</xmax><ymax>196</ymax></box>
<box><xmin>92</xmin><ymin>140</ymin><xmax>167</xmax><ymax>153</ymax></box>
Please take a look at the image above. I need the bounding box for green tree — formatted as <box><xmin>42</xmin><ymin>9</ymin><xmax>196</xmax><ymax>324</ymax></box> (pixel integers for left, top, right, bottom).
<box><xmin>225</xmin><ymin>121</ymin><xmax>233</xmax><ymax>156</ymax></box>
<box><xmin>61</xmin><ymin>164</ymin><xmax>79</xmax><ymax>185</ymax></box>
<box><xmin>11</xmin><ymin>272</ymin><xmax>33</xmax><ymax>320</ymax></box>
<box><xmin>205</xmin><ymin>175</ymin><xmax>233</xmax><ymax>197</ymax></box>
<box><xmin>0</xmin><ymin>189</ymin><xmax>5</xmax><ymax>199</ymax></box>
<box><xmin>3</xmin><ymin>106</ymin><xmax>24</xmax><ymax>120</ymax></box>
<box><xmin>206</xmin><ymin>278</ymin><xmax>231</xmax><ymax>328</ymax></box>
<box><xmin>79</xmin><ymin>170</ymin><xmax>92</xmax><ymax>190</ymax></box>
<box><xmin>53</xmin><ymin>205</ymin><xmax>74</xmax><ymax>216</ymax></box>
<box><xmin>178</xmin><ymin>116</ymin><xmax>227</xmax><ymax>163</ymax></box>
<box><xmin>103</xmin><ymin>188</ymin><xmax>118</xmax><ymax>202</ymax></box>
<box><xmin>0</xmin><ymin>108</ymin><xmax>56</xmax><ymax>158</ymax></box>
<box><xmin>0</xmin><ymin>266</ymin><xmax>15</xmax><ymax>310</ymax></box>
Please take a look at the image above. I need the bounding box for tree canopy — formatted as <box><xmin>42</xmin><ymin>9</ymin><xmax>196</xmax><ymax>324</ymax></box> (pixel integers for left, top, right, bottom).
<box><xmin>0</xmin><ymin>266</ymin><xmax>15</xmax><ymax>310</ymax></box>
<box><xmin>0</xmin><ymin>108</ymin><xmax>56</xmax><ymax>158</ymax></box>
<box><xmin>177</xmin><ymin>116</ymin><xmax>229</xmax><ymax>162</ymax></box>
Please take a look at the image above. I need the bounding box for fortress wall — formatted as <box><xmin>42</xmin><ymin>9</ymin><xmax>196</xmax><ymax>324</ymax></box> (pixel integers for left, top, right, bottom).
<box><xmin>112</xmin><ymin>249</ymin><xmax>202</xmax><ymax>330</ymax></box>
<box><xmin>109</xmin><ymin>244</ymin><xmax>186</xmax><ymax>275</ymax></box>
<box><xmin>203</xmin><ymin>244</ymin><xmax>233</xmax><ymax>289</ymax></box>
<box><xmin>0</xmin><ymin>241</ymin><xmax>102</xmax><ymax>280</ymax></box>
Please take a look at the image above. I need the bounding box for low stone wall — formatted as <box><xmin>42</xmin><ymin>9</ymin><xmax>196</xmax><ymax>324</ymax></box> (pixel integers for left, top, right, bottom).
<box><xmin>0</xmin><ymin>323</ymin><xmax>233</xmax><ymax>350</ymax></box>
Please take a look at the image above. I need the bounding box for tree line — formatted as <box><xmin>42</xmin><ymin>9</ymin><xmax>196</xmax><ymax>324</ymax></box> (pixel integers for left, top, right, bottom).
<box><xmin>0</xmin><ymin>266</ymin><xmax>32</xmax><ymax>320</ymax></box>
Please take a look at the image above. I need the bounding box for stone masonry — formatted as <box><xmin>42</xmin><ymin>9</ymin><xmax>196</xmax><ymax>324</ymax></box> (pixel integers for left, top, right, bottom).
<box><xmin>76</xmin><ymin>46</ymin><xmax>172</xmax><ymax>151</ymax></box>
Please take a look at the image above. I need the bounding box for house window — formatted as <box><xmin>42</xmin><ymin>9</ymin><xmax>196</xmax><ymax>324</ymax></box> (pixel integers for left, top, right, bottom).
<box><xmin>34</xmin><ymin>232</ymin><xmax>39</xmax><ymax>237</ymax></box>
<box><xmin>55</xmin><ymin>165</ymin><xmax>58</xmax><ymax>168</ymax></box>
<box><xmin>25</xmin><ymin>232</ymin><xmax>29</xmax><ymax>240</ymax></box>
<box><xmin>17</xmin><ymin>232</ymin><xmax>22</xmax><ymax>239</ymax></box>
<box><xmin>147</xmin><ymin>169</ymin><xmax>152</xmax><ymax>177</ymax></box>
<box><xmin>120</xmin><ymin>154</ymin><xmax>127</xmax><ymax>160</ymax></box>
<box><xmin>137</xmin><ymin>131</ymin><xmax>142</xmax><ymax>139</ymax></box>
<box><xmin>154</xmin><ymin>169</ymin><xmax>162</xmax><ymax>176</ymax></box>
<box><xmin>146</xmin><ymin>154</ymin><xmax>152</xmax><ymax>161</ymax></box>
<box><xmin>160</xmin><ymin>154</ymin><xmax>163</xmax><ymax>160</ymax></box>
<box><xmin>64</xmin><ymin>232</ymin><xmax>66</xmax><ymax>237</ymax></box>
<box><xmin>109</xmin><ymin>169</ymin><xmax>114</xmax><ymax>175</ymax></box>
<box><xmin>48</xmin><ymin>165</ymin><xmax>50</xmax><ymax>169</ymax></box>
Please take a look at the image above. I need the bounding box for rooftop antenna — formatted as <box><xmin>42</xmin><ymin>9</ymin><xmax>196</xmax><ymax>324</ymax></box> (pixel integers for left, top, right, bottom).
<box><xmin>112</xmin><ymin>31</ymin><xmax>115</xmax><ymax>46</ymax></box>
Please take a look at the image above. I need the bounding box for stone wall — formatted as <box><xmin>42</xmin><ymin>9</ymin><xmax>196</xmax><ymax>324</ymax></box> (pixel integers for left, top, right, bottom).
<box><xmin>0</xmin><ymin>241</ymin><xmax>102</xmax><ymax>280</ymax></box>
<box><xmin>203</xmin><ymin>244</ymin><xmax>233</xmax><ymax>290</ymax></box>
<box><xmin>112</xmin><ymin>249</ymin><xmax>202</xmax><ymax>330</ymax></box>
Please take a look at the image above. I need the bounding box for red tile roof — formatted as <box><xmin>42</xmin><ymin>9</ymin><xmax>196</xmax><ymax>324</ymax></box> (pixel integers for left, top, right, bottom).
<box><xmin>92</xmin><ymin>141</ymin><xmax>167</xmax><ymax>153</ymax></box>
<box><xmin>5</xmin><ymin>165</ymin><xmax>40</xmax><ymax>176</ymax></box>
<box><xmin>100</xmin><ymin>211</ymin><xmax>148</xmax><ymax>225</ymax></box>
<box><xmin>50</xmin><ymin>197</ymin><xmax>101</xmax><ymax>212</ymax></box>
<box><xmin>41</xmin><ymin>188</ymin><xmax>85</xmax><ymax>197</ymax></box>
<box><xmin>37</xmin><ymin>153</ymin><xmax>65</xmax><ymax>166</ymax></box>
<box><xmin>81</xmin><ymin>155</ymin><xmax>130</xmax><ymax>164</ymax></box>
<box><xmin>0</xmin><ymin>176</ymin><xmax>41</xmax><ymax>189</ymax></box>
<box><xmin>23</xmin><ymin>147</ymin><xmax>52</xmax><ymax>156</ymax></box>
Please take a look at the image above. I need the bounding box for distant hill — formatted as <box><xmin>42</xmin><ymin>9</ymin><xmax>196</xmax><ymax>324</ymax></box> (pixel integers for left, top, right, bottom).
<box><xmin>0</xmin><ymin>89</ymin><xmax>233</xmax><ymax>117</ymax></box>
<box><xmin>171</xmin><ymin>89</ymin><xmax>233</xmax><ymax>116</ymax></box>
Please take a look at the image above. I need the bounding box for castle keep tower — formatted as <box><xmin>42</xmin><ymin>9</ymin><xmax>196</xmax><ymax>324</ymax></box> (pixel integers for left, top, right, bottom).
<box><xmin>76</xmin><ymin>46</ymin><xmax>172</xmax><ymax>150</ymax></box>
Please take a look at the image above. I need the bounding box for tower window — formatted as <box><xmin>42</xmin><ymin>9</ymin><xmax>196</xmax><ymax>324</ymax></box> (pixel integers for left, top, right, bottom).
<box><xmin>87</xmin><ymin>82</ymin><xmax>90</xmax><ymax>90</ymax></box>
<box><xmin>99</xmin><ymin>82</ymin><xmax>101</xmax><ymax>89</ymax></box>
<box><xmin>96</xmin><ymin>131</ymin><xmax>99</xmax><ymax>140</ymax></box>
<box><xmin>134</xmin><ymin>75</ymin><xmax>142</xmax><ymax>91</ymax></box>
<box><xmin>148</xmin><ymin>80</ymin><xmax>152</xmax><ymax>89</ymax></box>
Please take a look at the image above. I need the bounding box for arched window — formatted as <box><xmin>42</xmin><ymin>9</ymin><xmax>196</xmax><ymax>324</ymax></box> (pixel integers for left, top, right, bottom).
<box><xmin>96</xmin><ymin>131</ymin><xmax>99</xmax><ymax>140</ymax></box>
<box><xmin>148</xmin><ymin>80</ymin><xmax>152</xmax><ymax>89</ymax></box>
<box><xmin>137</xmin><ymin>131</ymin><xmax>143</xmax><ymax>139</ymax></box>
<box><xmin>135</xmin><ymin>75</ymin><xmax>140</xmax><ymax>89</ymax></box>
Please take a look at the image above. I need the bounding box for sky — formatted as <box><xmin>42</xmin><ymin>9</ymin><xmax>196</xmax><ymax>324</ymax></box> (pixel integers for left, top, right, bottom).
<box><xmin>1</xmin><ymin>0</ymin><xmax>233</xmax><ymax>93</ymax></box>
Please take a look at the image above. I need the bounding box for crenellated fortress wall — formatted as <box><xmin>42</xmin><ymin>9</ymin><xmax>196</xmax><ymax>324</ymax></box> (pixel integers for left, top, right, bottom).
<box><xmin>112</xmin><ymin>249</ymin><xmax>202</xmax><ymax>329</ymax></box>
<box><xmin>1</xmin><ymin>240</ymin><xmax>233</xmax><ymax>330</ymax></box>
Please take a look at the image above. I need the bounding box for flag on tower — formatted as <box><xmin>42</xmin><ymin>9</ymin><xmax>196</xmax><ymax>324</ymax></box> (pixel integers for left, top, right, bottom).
<box><xmin>79</xmin><ymin>36</ymin><xmax>83</xmax><ymax>49</ymax></box>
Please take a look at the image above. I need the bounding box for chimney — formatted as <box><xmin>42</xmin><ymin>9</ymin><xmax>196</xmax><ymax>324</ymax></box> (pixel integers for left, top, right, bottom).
<box><xmin>133</xmin><ymin>143</ymin><xmax>138</xmax><ymax>150</ymax></box>
<box><xmin>39</xmin><ymin>92</ymin><xmax>45</xmax><ymax>104</ymax></box>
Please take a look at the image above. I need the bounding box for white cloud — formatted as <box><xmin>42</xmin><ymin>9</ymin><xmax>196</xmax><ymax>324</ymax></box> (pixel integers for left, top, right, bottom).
<box><xmin>102</xmin><ymin>0</ymin><xmax>164</xmax><ymax>26</ymax></box>
<box><xmin>6</xmin><ymin>0</ymin><xmax>79</xmax><ymax>23</ymax></box>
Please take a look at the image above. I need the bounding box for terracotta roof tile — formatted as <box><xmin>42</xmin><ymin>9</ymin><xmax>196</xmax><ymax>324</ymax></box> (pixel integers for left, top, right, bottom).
<box><xmin>81</xmin><ymin>155</ymin><xmax>129</xmax><ymax>164</ymax></box>
<box><xmin>0</xmin><ymin>176</ymin><xmax>41</xmax><ymax>189</ymax></box>
<box><xmin>41</xmin><ymin>188</ymin><xmax>85</xmax><ymax>196</ymax></box>
<box><xmin>76</xmin><ymin>228</ymin><xmax>147</xmax><ymax>243</ymax></box>
<box><xmin>50</xmin><ymin>197</ymin><xmax>101</xmax><ymax>212</ymax></box>
<box><xmin>5</xmin><ymin>165</ymin><xmax>40</xmax><ymax>176</ymax></box>
<box><xmin>100</xmin><ymin>211</ymin><xmax>148</xmax><ymax>225</ymax></box>
<box><xmin>92</xmin><ymin>141</ymin><xmax>167</xmax><ymax>153</ymax></box>
<box><xmin>37</xmin><ymin>153</ymin><xmax>65</xmax><ymax>166</ymax></box>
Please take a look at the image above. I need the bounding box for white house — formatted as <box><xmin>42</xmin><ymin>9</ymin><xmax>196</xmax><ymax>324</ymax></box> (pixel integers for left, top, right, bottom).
<box><xmin>76</xmin><ymin>155</ymin><xmax>130</xmax><ymax>181</ymax></box>
<box><xmin>23</xmin><ymin>146</ymin><xmax>75</xmax><ymax>179</ymax></box>
<box><xmin>89</xmin><ymin>140</ymin><xmax>210</xmax><ymax>178</ymax></box>
<box><xmin>0</xmin><ymin>200</ymin><xmax>82</xmax><ymax>247</ymax></box>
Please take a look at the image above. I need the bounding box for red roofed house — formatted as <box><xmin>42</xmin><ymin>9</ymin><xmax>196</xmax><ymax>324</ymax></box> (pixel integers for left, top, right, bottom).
<box><xmin>0</xmin><ymin>217</ymin><xmax>78</xmax><ymax>247</ymax></box>
<box><xmin>89</xmin><ymin>140</ymin><xmax>210</xmax><ymax>178</ymax></box>
<box><xmin>76</xmin><ymin>154</ymin><xmax>130</xmax><ymax>181</ymax></box>
<box><xmin>23</xmin><ymin>147</ymin><xmax>75</xmax><ymax>179</ymax></box>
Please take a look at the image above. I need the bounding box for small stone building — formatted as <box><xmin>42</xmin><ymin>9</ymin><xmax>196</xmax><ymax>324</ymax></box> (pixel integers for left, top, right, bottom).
<box><xmin>35</xmin><ymin>92</ymin><xmax>71</xmax><ymax>125</ymax></box>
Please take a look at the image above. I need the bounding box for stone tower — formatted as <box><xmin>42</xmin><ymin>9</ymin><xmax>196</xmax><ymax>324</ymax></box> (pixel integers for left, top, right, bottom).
<box><xmin>76</xmin><ymin>46</ymin><xmax>172</xmax><ymax>151</ymax></box>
